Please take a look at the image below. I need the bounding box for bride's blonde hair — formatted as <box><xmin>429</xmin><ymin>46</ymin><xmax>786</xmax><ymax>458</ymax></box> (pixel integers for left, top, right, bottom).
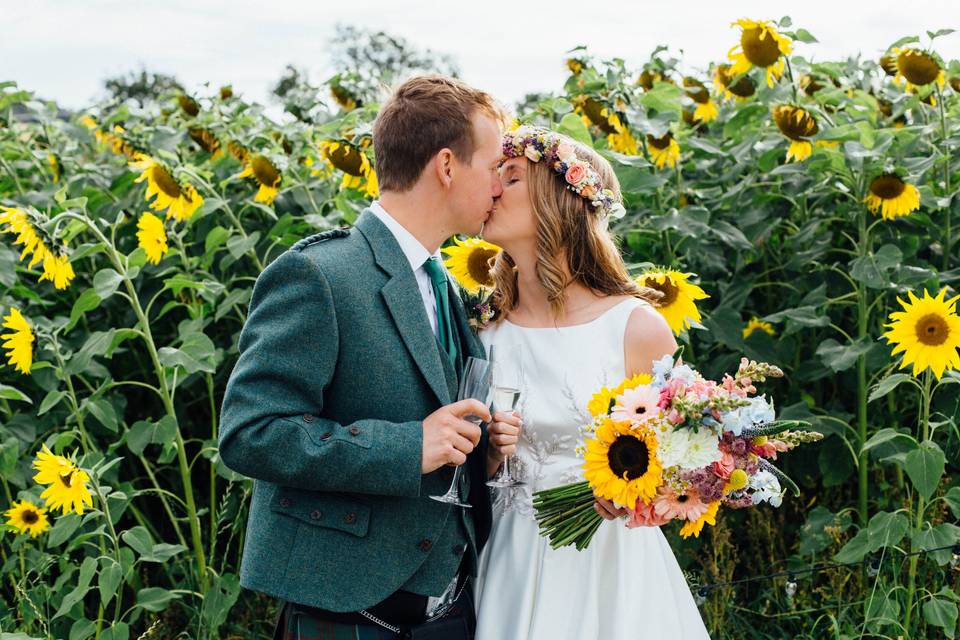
<box><xmin>490</xmin><ymin>136</ymin><xmax>662</xmax><ymax>320</ymax></box>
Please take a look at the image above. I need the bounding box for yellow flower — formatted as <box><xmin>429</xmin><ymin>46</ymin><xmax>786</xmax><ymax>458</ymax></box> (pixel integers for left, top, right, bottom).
<box><xmin>743</xmin><ymin>316</ymin><xmax>776</xmax><ymax>339</ymax></box>
<box><xmin>713</xmin><ymin>63</ymin><xmax>757</xmax><ymax>101</ymax></box>
<box><xmin>177</xmin><ymin>94</ymin><xmax>200</xmax><ymax>117</ymax></box>
<box><xmin>892</xmin><ymin>48</ymin><xmax>946</xmax><ymax>91</ymax></box>
<box><xmin>683</xmin><ymin>78</ymin><xmax>719</xmax><ymax>124</ymax></box>
<box><xmin>772</xmin><ymin>105</ymin><xmax>818</xmax><ymax>162</ymax></box>
<box><xmin>238</xmin><ymin>154</ymin><xmax>283</xmax><ymax>204</ymax></box>
<box><xmin>442</xmin><ymin>237</ymin><xmax>502</xmax><ymax>294</ymax></box>
<box><xmin>137</xmin><ymin>212</ymin><xmax>169</xmax><ymax>265</ymax></box>
<box><xmin>566</xmin><ymin>58</ymin><xmax>585</xmax><ymax>75</ymax></box>
<box><xmin>32</xmin><ymin>445</ymin><xmax>93</xmax><ymax>516</ymax></box>
<box><xmin>637</xmin><ymin>269</ymin><xmax>710</xmax><ymax>335</ymax></box>
<box><xmin>47</xmin><ymin>153</ymin><xmax>61</xmax><ymax>183</ymax></box>
<box><xmin>0</xmin><ymin>207</ymin><xmax>75</xmax><ymax>290</ymax></box>
<box><xmin>679</xmin><ymin>500</ymin><xmax>721</xmax><ymax>538</ymax></box>
<box><xmin>79</xmin><ymin>115</ymin><xmax>98</xmax><ymax>130</ymax></box>
<box><xmin>726</xmin><ymin>469</ymin><xmax>749</xmax><ymax>492</ymax></box>
<box><xmin>882</xmin><ymin>288</ymin><xmax>960</xmax><ymax>379</ymax></box>
<box><xmin>638</xmin><ymin>69</ymin><xmax>672</xmax><ymax>91</ymax></box>
<box><xmin>4</xmin><ymin>500</ymin><xmax>49</xmax><ymax>538</ymax></box>
<box><xmin>188</xmin><ymin>127</ymin><xmax>222</xmax><ymax>157</ymax></box>
<box><xmin>583</xmin><ymin>419</ymin><xmax>663</xmax><ymax>507</ymax></box>
<box><xmin>607</xmin><ymin>127</ymin><xmax>640</xmax><ymax>155</ymax></box>
<box><xmin>40</xmin><ymin>251</ymin><xmax>75</xmax><ymax>290</ymax></box>
<box><xmin>1</xmin><ymin>307</ymin><xmax>34</xmax><ymax>375</ymax></box>
<box><xmin>587</xmin><ymin>373</ymin><xmax>654</xmax><ymax>418</ymax></box>
<box><xmin>864</xmin><ymin>174</ymin><xmax>921</xmax><ymax>220</ymax></box>
<box><xmin>646</xmin><ymin>133</ymin><xmax>681</xmax><ymax>169</ymax></box>
<box><xmin>130</xmin><ymin>154</ymin><xmax>204</xmax><ymax>222</ymax></box>
<box><xmin>728</xmin><ymin>19</ymin><xmax>793</xmax><ymax>88</ymax></box>
<box><xmin>320</xmin><ymin>141</ymin><xmax>378</xmax><ymax>198</ymax></box>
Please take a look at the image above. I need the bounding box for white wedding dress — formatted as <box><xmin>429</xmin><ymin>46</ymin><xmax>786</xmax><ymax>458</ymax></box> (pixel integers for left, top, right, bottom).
<box><xmin>475</xmin><ymin>298</ymin><xmax>711</xmax><ymax>640</ymax></box>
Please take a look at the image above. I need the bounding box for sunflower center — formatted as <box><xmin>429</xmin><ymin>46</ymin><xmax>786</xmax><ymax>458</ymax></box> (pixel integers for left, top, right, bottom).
<box><xmin>467</xmin><ymin>248</ymin><xmax>498</xmax><ymax>287</ymax></box>
<box><xmin>582</xmin><ymin>98</ymin><xmax>618</xmax><ymax>135</ymax></box>
<box><xmin>915</xmin><ymin>313</ymin><xmax>950</xmax><ymax>346</ymax></box>
<box><xmin>647</xmin><ymin>134</ymin><xmax>673</xmax><ymax>151</ymax></box>
<box><xmin>607</xmin><ymin>435</ymin><xmax>650</xmax><ymax>480</ymax></box>
<box><xmin>870</xmin><ymin>175</ymin><xmax>906</xmax><ymax>200</ymax></box>
<box><xmin>773</xmin><ymin>106</ymin><xmax>817</xmax><ymax>140</ymax></box>
<box><xmin>717</xmin><ymin>65</ymin><xmax>756</xmax><ymax>98</ymax></box>
<box><xmin>683</xmin><ymin>78</ymin><xmax>709</xmax><ymax>104</ymax></box>
<box><xmin>897</xmin><ymin>50</ymin><xmax>941</xmax><ymax>86</ymax></box>
<box><xmin>60</xmin><ymin>471</ymin><xmax>73</xmax><ymax>488</ymax></box>
<box><xmin>252</xmin><ymin>156</ymin><xmax>281</xmax><ymax>187</ymax></box>
<box><xmin>741</xmin><ymin>27</ymin><xmax>782</xmax><ymax>68</ymax></box>
<box><xmin>152</xmin><ymin>166</ymin><xmax>182</xmax><ymax>199</ymax></box>
<box><xmin>327</xmin><ymin>145</ymin><xmax>365</xmax><ymax>176</ymax></box>
<box><xmin>642</xmin><ymin>276</ymin><xmax>679</xmax><ymax>306</ymax></box>
<box><xmin>22</xmin><ymin>509</ymin><xmax>39</xmax><ymax>524</ymax></box>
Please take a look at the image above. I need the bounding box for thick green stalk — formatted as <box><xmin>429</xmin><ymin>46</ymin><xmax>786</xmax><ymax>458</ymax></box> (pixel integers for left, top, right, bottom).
<box><xmin>856</xmin><ymin>206</ymin><xmax>870</xmax><ymax>527</ymax></box>
<box><xmin>902</xmin><ymin>371</ymin><xmax>932</xmax><ymax>635</ymax></box>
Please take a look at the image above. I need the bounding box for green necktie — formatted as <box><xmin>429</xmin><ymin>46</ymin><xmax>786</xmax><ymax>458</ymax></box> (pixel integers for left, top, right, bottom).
<box><xmin>423</xmin><ymin>257</ymin><xmax>458</xmax><ymax>366</ymax></box>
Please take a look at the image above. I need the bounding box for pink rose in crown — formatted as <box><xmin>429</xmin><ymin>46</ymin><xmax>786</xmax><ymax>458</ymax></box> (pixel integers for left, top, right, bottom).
<box><xmin>565</xmin><ymin>163</ymin><xmax>587</xmax><ymax>186</ymax></box>
<box><xmin>556</xmin><ymin>142</ymin><xmax>576</xmax><ymax>163</ymax></box>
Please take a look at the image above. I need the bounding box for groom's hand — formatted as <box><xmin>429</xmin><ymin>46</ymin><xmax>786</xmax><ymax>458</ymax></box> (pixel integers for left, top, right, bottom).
<box><xmin>421</xmin><ymin>399</ymin><xmax>491</xmax><ymax>474</ymax></box>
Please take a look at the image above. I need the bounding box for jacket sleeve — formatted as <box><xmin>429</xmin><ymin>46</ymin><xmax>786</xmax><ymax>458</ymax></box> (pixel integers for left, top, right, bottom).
<box><xmin>217</xmin><ymin>249</ymin><xmax>423</xmax><ymax>497</ymax></box>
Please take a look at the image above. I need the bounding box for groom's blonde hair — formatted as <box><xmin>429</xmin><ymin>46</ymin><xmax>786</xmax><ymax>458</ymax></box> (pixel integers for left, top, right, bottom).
<box><xmin>490</xmin><ymin>137</ymin><xmax>662</xmax><ymax>319</ymax></box>
<box><xmin>373</xmin><ymin>75</ymin><xmax>507</xmax><ymax>192</ymax></box>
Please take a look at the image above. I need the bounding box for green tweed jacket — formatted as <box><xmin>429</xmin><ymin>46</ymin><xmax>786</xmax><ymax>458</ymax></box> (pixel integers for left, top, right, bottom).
<box><xmin>218</xmin><ymin>209</ymin><xmax>491</xmax><ymax>612</ymax></box>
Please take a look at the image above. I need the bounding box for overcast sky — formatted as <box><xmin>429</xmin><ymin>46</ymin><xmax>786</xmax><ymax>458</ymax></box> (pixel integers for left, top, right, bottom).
<box><xmin>5</xmin><ymin>1</ymin><xmax>960</xmax><ymax>115</ymax></box>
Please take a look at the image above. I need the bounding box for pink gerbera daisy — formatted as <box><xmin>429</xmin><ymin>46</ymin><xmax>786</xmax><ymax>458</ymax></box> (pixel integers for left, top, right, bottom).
<box><xmin>627</xmin><ymin>499</ymin><xmax>672</xmax><ymax>528</ymax></box>
<box><xmin>611</xmin><ymin>385</ymin><xmax>662</xmax><ymax>425</ymax></box>
<box><xmin>653</xmin><ymin>485</ymin><xmax>711</xmax><ymax>521</ymax></box>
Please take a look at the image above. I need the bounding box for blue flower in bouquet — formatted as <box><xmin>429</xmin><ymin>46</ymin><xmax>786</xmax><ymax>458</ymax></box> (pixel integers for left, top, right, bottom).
<box><xmin>720</xmin><ymin>396</ymin><xmax>775</xmax><ymax>436</ymax></box>
<box><xmin>748</xmin><ymin>469</ymin><xmax>783</xmax><ymax>507</ymax></box>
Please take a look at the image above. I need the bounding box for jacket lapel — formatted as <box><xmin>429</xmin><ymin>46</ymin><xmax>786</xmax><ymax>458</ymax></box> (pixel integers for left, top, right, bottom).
<box><xmin>355</xmin><ymin>210</ymin><xmax>451</xmax><ymax>406</ymax></box>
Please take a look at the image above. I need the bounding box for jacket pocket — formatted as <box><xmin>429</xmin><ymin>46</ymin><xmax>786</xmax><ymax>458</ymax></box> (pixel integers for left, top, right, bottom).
<box><xmin>270</xmin><ymin>487</ymin><xmax>371</xmax><ymax>537</ymax></box>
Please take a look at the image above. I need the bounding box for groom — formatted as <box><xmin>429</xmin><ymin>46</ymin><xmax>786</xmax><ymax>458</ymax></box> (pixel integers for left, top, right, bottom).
<box><xmin>218</xmin><ymin>75</ymin><xmax>509</xmax><ymax>639</ymax></box>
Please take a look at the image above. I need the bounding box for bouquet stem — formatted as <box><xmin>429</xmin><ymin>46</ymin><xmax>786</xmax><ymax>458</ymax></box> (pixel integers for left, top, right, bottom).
<box><xmin>533</xmin><ymin>481</ymin><xmax>605</xmax><ymax>551</ymax></box>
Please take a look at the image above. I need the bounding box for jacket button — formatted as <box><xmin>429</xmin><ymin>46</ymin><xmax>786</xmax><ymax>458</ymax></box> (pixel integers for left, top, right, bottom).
<box><xmin>278</xmin><ymin>498</ymin><xmax>291</xmax><ymax>508</ymax></box>
<box><xmin>320</xmin><ymin>432</ymin><xmax>332</xmax><ymax>441</ymax></box>
<box><xmin>303</xmin><ymin>413</ymin><xmax>314</xmax><ymax>423</ymax></box>
<box><xmin>310</xmin><ymin>510</ymin><xmax>322</xmax><ymax>520</ymax></box>
<box><xmin>452</xmin><ymin>544</ymin><xmax>464</xmax><ymax>556</ymax></box>
<box><xmin>418</xmin><ymin>538</ymin><xmax>433</xmax><ymax>552</ymax></box>
<box><xmin>344</xmin><ymin>512</ymin><xmax>357</xmax><ymax>524</ymax></box>
<box><xmin>348</xmin><ymin>426</ymin><xmax>361</xmax><ymax>436</ymax></box>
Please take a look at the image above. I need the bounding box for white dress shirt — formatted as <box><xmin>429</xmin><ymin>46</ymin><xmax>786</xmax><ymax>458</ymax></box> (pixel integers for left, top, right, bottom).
<box><xmin>370</xmin><ymin>201</ymin><xmax>443</xmax><ymax>337</ymax></box>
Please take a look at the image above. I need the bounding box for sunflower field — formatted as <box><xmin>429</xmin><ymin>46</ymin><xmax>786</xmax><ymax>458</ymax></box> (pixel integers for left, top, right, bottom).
<box><xmin>1</xmin><ymin>16</ymin><xmax>959</xmax><ymax>640</ymax></box>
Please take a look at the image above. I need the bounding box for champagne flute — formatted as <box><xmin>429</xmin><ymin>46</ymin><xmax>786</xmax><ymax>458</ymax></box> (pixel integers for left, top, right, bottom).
<box><xmin>486</xmin><ymin>342</ymin><xmax>527</xmax><ymax>488</ymax></box>
<box><xmin>430</xmin><ymin>356</ymin><xmax>492</xmax><ymax>507</ymax></box>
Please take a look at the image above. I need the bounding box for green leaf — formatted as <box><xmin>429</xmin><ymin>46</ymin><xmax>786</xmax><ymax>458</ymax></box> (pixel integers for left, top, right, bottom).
<box><xmin>944</xmin><ymin>486</ymin><xmax>960</xmax><ymax>519</ymax></box>
<box><xmin>868</xmin><ymin>373</ymin><xmax>915</xmax><ymax>402</ymax></box>
<box><xmin>904</xmin><ymin>440</ymin><xmax>946</xmax><ymax>501</ymax></box>
<box><xmin>99</xmin><ymin>557</ymin><xmax>123</xmax><ymax>607</ymax></box>
<box><xmin>793</xmin><ymin>28</ymin><xmax>818</xmax><ymax>43</ymax></box>
<box><xmin>640</xmin><ymin>81</ymin><xmax>683</xmax><ymax>114</ymax></box>
<box><xmin>204</xmin><ymin>226</ymin><xmax>230</xmax><ymax>255</ymax></box>
<box><xmin>0</xmin><ymin>437</ymin><xmax>19</xmax><ymax>476</ymax></box>
<box><xmin>86</xmin><ymin>398</ymin><xmax>118</xmax><ymax>432</ymax></box>
<box><xmin>557</xmin><ymin>113</ymin><xmax>593</xmax><ymax>147</ymax></box>
<box><xmin>158</xmin><ymin>332</ymin><xmax>216</xmax><ymax>375</ymax></box>
<box><xmin>849</xmin><ymin>244</ymin><xmax>902</xmax><ymax>288</ymax></box>
<box><xmin>38</xmin><ymin>390</ymin><xmax>66</xmax><ymax>416</ymax></box>
<box><xmin>862</xmin><ymin>428</ymin><xmax>918</xmax><ymax>453</ymax></box>
<box><xmin>121</xmin><ymin>525</ymin><xmax>154</xmax><ymax>559</ymax></box>
<box><xmin>923</xmin><ymin>597</ymin><xmax>958</xmax><ymax>637</ymax></box>
<box><xmin>799</xmin><ymin>506</ymin><xmax>851</xmax><ymax>555</ymax></box>
<box><xmin>866</xmin><ymin>511</ymin><xmax>910</xmax><ymax>549</ymax></box>
<box><xmin>92</xmin><ymin>268</ymin><xmax>123</xmax><ymax>300</ymax></box>
<box><xmin>833</xmin><ymin>528</ymin><xmax>871</xmax><ymax>563</ymax></box>
<box><xmin>0</xmin><ymin>383</ymin><xmax>31</xmax><ymax>403</ymax></box>
<box><xmin>47</xmin><ymin>513</ymin><xmax>82</xmax><ymax>548</ymax></box>
<box><xmin>201</xmin><ymin>573</ymin><xmax>242</xmax><ymax>635</ymax></box>
<box><xmin>126</xmin><ymin>415</ymin><xmax>177</xmax><ymax>455</ymax></box>
<box><xmin>66</xmin><ymin>288</ymin><xmax>101</xmax><ymax>333</ymax></box>
<box><xmin>136</xmin><ymin>587</ymin><xmax>179</xmax><ymax>612</ymax></box>
<box><xmin>65</xmin><ymin>330</ymin><xmax>115</xmax><ymax>376</ymax></box>
<box><xmin>53</xmin><ymin>583</ymin><xmax>90</xmax><ymax>619</ymax></box>
<box><xmin>69</xmin><ymin>619</ymin><xmax>96</xmax><ymax>640</ymax></box>
<box><xmin>226</xmin><ymin>231</ymin><xmax>260</xmax><ymax>260</ymax></box>
<box><xmin>816</xmin><ymin>337</ymin><xmax>875</xmax><ymax>372</ymax></box>
<box><xmin>99</xmin><ymin>623</ymin><xmax>129</xmax><ymax>640</ymax></box>
<box><xmin>913</xmin><ymin>524</ymin><xmax>960</xmax><ymax>565</ymax></box>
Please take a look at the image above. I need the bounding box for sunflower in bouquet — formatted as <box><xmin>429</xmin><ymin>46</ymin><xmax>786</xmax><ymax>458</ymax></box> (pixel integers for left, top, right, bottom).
<box><xmin>533</xmin><ymin>351</ymin><xmax>821</xmax><ymax>550</ymax></box>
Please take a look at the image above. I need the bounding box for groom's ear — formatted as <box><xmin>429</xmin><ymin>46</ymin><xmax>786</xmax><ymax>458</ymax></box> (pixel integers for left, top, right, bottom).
<box><xmin>434</xmin><ymin>148</ymin><xmax>456</xmax><ymax>188</ymax></box>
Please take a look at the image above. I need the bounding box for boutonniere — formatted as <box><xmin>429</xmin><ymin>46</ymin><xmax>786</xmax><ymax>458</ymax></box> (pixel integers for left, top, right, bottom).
<box><xmin>441</xmin><ymin>237</ymin><xmax>502</xmax><ymax>332</ymax></box>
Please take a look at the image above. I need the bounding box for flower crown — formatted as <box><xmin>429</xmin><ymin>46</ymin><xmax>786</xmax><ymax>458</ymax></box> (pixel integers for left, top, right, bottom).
<box><xmin>501</xmin><ymin>125</ymin><xmax>626</xmax><ymax>219</ymax></box>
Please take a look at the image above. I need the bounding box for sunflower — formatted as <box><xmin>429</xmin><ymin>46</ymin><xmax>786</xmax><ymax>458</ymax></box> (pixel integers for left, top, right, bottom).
<box><xmin>188</xmin><ymin>127</ymin><xmax>221</xmax><ymax>157</ymax></box>
<box><xmin>587</xmin><ymin>373</ymin><xmax>654</xmax><ymax>418</ymax></box>
<box><xmin>79</xmin><ymin>114</ymin><xmax>98</xmax><ymax>130</ymax></box>
<box><xmin>32</xmin><ymin>445</ymin><xmax>93</xmax><ymax>516</ymax></box>
<box><xmin>882</xmin><ymin>288</ymin><xmax>960</xmax><ymax>379</ymax></box>
<box><xmin>728</xmin><ymin>19</ymin><xmax>793</xmax><ymax>88</ymax></box>
<box><xmin>4</xmin><ymin>500</ymin><xmax>49</xmax><ymax>538</ymax></box>
<box><xmin>583</xmin><ymin>418</ymin><xmax>663</xmax><ymax>507</ymax></box>
<box><xmin>892</xmin><ymin>48</ymin><xmax>945</xmax><ymax>91</ymax></box>
<box><xmin>177</xmin><ymin>94</ymin><xmax>200</xmax><ymax>117</ymax></box>
<box><xmin>96</xmin><ymin>125</ymin><xmax>139</xmax><ymax>160</ymax></box>
<box><xmin>137</xmin><ymin>212</ymin><xmax>169</xmax><ymax>265</ymax></box>
<box><xmin>772</xmin><ymin>105</ymin><xmax>818</xmax><ymax>162</ymax></box>
<box><xmin>863</xmin><ymin>174</ymin><xmax>921</xmax><ymax>220</ymax></box>
<box><xmin>576</xmin><ymin>97</ymin><xmax>620</xmax><ymax>135</ymax></box>
<box><xmin>220</xmin><ymin>85</ymin><xmax>233</xmax><ymax>100</ymax></box>
<box><xmin>0</xmin><ymin>207</ymin><xmax>75</xmax><ymax>290</ymax></box>
<box><xmin>47</xmin><ymin>153</ymin><xmax>61</xmax><ymax>183</ymax></box>
<box><xmin>319</xmin><ymin>141</ymin><xmax>378</xmax><ymax>198</ymax></box>
<box><xmin>743</xmin><ymin>316</ymin><xmax>776</xmax><ymax>339</ymax></box>
<box><xmin>713</xmin><ymin>63</ymin><xmax>757</xmax><ymax>100</ymax></box>
<box><xmin>442</xmin><ymin>237</ymin><xmax>502</xmax><ymax>294</ymax></box>
<box><xmin>678</xmin><ymin>499</ymin><xmax>721</xmax><ymax>539</ymax></box>
<box><xmin>1</xmin><ymin>307</ymin><xmax>34</xmax><ymax>375</ymax></box>
<box><xmin>239</xmin><ymin>154</ymin><xmax>283</xmax><ymax>204</ymax></box>
<box><xmin>636</xmin><ymin>269</ymin><xmax>710</xmax><ymax>335</ymax></box>
<box><xmin>637</xmin><ymin>70</ymin><xmax>672</xmax><ymax>91</ymax></box>
<box><xmin>683</xmin><ymin>78</ymin><xmax>719</xmax><ymax>124</ymax></box>
<box><xmin>130</xmin><ymin>154</ymin><xmax>204</xmax><ymax>222</ymax></box>
<box><xmin>879</xmin><ymin>55</ymin><xmax>898</xmax><ymax>77</ymax></box>
<box><xmin>40</xmin><ymin>251</ymin><xmax>75</xmax><ymax>290</ymax></box>
<box><xmin>566</xmin><ymin>57</ymin><xmax>585</xmax><ymax>75</ymax></box>
<box><xmin>227</xmin><ymin>140</ymin><xmax>250</xmax><ymax>165</ymax></box>
<box><xmin>646</xmin><ymin>133</ymin><xmax>681</xmax><ymax>169</ymax></box>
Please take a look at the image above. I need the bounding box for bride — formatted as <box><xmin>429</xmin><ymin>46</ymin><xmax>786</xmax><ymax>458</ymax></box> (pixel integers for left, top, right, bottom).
<box><xmin>475</xmin><ymin>126</ymin><xmax>711</xmax><ymax>639</ymax></box>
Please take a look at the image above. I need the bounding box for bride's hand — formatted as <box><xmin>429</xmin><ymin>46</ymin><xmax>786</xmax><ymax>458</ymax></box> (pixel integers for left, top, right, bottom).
<box><xmin>594</xmin><ymin>496</ymin><xmax>628</xmax><ymax>520</ymax></box>
<box><xmin>486</xmin><ymin>411</ymin><xmax>522</xmax><ymax>462</ymax></box>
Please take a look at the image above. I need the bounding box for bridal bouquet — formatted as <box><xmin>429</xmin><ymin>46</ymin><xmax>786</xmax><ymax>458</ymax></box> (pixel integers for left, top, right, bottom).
<box><xmin>532</xmin><ymin>352</ymin><xmax>821</xmax><ymax>550</ymax></box>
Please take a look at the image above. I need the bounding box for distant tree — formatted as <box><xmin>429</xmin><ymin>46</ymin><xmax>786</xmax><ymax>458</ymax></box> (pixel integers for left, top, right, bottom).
<box><xmin>103</xmin><ymin>69</ymin><xmax>184</xmax><ymax>106</ymax></box>
<box><xmin>270</xmin><ymin>65</ymin><xmax>328</xmax><ymax>124</ymax></box>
